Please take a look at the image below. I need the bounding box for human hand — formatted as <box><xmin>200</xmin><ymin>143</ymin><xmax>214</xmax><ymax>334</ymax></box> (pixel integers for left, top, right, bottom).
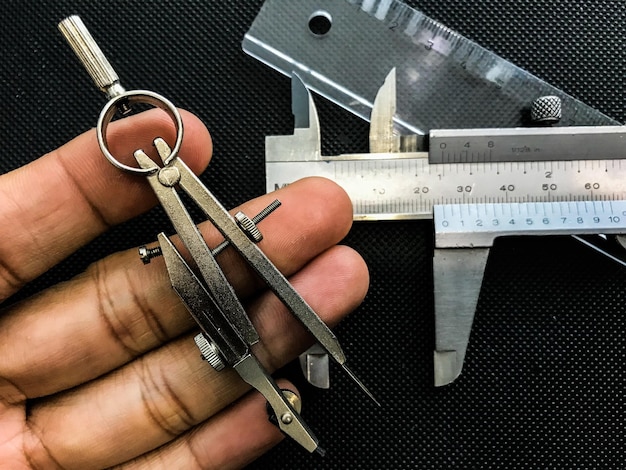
<box><xmin>0</xmin><ymin>110</ymin><xmax>369</xmax><ymax>469</ymax></box>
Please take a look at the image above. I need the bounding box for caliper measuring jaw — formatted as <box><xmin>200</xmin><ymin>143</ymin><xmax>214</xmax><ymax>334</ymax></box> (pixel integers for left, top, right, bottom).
<box><xmin>265</xmin><ymin>70</ymin><xmax>626</xmax><ymax>388</ymax></box>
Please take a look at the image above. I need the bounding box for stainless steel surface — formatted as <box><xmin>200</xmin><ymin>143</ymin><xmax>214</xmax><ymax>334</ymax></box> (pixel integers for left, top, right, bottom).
<box><xmin>266</xmin><ymin>74</ymin><xmax>626</xmax><ymax>221</ymax></box>
<box><xmin>265</xmin><ymin>73</ymin><xmax>321</xmax><ymax>163</ymax></box>
<box><xmin>340</xmin><ymin>363</ymin><xmax>380</xmax><ymax>407</ymax></box>
<box><xmin>369</xmin><ymin>68</ymin><xmax>420</xmax><ymax>153</ymax></box>
<box><xmin>157</xmin><ymin>232</ymin><xmax>252</xmax><ymax>367</ymax></box>
<box><xmin>235</xmin><ymin>354</ymin><xmax>320</xmax><ymax>453</ymax></box>
<box><xmin>136</xmin><ymin>138</ymin><xmax>375</xmax><ymax>451</ymax></box>
<box><xmin>234</xmin><ymin>211</ymin><xmax>264</xmax><ymax>243</ymax></box>
<box><xmin>156</xmin><ymin>197</ymin><xmax>318</xmax><ymax>450</ymax></box>
<box><xmin>265</xmin><ymin>67</ymin><xmax>626</xmax><ymax>387</ymax></box>
<box><xmin>138</xmin><ymin>142</ymin><xmax>261</xmax><ymax>346</ymax></box>
<box><xmin>299</xmin><ymin>344</ymin><xmax>330</xmax><ymax>389</ymax></box>
<box><xmin>211</xmin><ymin>200</ymin><xmax>282</xmax><ymax>257</ymax></box>
<box><xmin>165</xmin><ymin>150</ymin><xmax>347</xmax><ymax>366</ymax></box>
<box><xmin>432</xmin><ymin>201</ymin><xmax>626</xmax><ymax>385</ymax></box>
<box><xmin>58</xmin><ymin>16</ymin><xmax>184</xmax><ymax>175</ymax></box>
<box><xmin>194</xmin><ymin>333</ymin><xmax>227</xmax><ymax>371</ymax></box>
<box><xmin>433</xmin><ymin>248</ymin><xmax>489</xmax><ymax>386</ymax></box>
<box><xmin>98</xmin><ymin>91</ymin><xmax>184</xmax><ymax>175</ymax></box>
<box><xmin>428</xmin><ymin>125</ymin><xmax>626</xmax><ymax>163</ymax></box>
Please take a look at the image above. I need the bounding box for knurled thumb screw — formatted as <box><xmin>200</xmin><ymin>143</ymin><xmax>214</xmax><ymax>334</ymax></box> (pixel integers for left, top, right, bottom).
<box><xmin>211</xmin><ymin>199</ymin><xmax>282</xmax><ymax>256</ymax></box>
<box><xmin>194</xmin><ymin>333</ymin><xmax>226</xmax><ymax>371</ymax></box>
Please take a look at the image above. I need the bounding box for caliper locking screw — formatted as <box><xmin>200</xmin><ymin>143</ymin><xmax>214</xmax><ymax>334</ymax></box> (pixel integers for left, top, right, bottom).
<box><xmin>194</xmin><ymin>333</ymin><xmax>226</xmax><ymax>371</ymax></box>
<box><xmin>531</xmin><ymin>95</ymin><xmax>562</xmax><ymax>124</ymax></box>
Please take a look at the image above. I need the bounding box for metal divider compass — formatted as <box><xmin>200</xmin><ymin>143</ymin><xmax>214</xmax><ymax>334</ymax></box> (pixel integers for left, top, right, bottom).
<box><xmin>58</xmin><ymin>15</ymin><xmax>377</xmax><ymax>455</ymax></box>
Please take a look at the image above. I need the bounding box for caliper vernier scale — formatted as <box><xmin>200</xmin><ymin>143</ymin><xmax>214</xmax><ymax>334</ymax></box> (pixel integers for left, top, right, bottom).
<box><xmin>266</xmin><ymin>70</ymin><xmax>626</xmax><ymax>386</ymax></box>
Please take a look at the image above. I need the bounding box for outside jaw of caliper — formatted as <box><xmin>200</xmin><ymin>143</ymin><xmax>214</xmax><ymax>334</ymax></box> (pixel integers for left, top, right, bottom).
<box><xmin>433</xmin><ymin>247</ymin><xmax>490</xmax><ymax>386</ymax></box>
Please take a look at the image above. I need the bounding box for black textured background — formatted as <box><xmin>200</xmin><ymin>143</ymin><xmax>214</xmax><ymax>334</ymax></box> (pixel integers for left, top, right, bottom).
<box><xmin>1</xmin><ymin>1</ymin><xmax>625</xmax><ymax>469</ymax></box>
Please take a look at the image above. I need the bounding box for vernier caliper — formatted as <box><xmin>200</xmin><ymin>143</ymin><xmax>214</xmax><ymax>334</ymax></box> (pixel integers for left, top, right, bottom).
<box><xmin>265</xmin><ymin>69</ymin><xmax>626</xmax><ymax>386</ymax></box>
<box><xmin>58</xmin><ymin>15</ymin><xmax>376</xmax><ymax>455</ymax></box>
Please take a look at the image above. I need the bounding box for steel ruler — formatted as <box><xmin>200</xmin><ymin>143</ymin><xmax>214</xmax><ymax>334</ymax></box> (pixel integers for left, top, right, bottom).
<box><xmin>269</xmin><ymin>157</ymin><xmax>626</xmax><ymax>221</ymax></box>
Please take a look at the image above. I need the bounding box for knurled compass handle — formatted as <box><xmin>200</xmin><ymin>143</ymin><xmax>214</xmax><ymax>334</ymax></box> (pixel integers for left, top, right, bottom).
<box><xmin>58</xmin><ymin>15</ymin><xmax>183</xmax><ymax>175</ymax></box>
<box><xmin>58</xmin><ymin>15</ymin><xmax>125</xmax><ymax>101</ymax></box>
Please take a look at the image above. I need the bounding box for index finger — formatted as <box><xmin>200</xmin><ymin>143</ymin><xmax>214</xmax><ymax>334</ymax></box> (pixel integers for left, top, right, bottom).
<box><xmin>0</xmin><ymin>109</ymin><xmax>212</xmax><ymax>301</ymax></box>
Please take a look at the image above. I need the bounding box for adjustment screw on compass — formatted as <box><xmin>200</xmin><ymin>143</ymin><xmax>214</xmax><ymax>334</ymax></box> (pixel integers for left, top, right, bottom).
<box><xmin>531</xmin><ymin>95</ymin><xmax>562</xmax><ymax>125</ymax></box>
<box><xmin>235</xmin><ymin>212</ymin><xmax>264</xmax><ymax>243</ymax></box>
<box><xmin>138</xmin><ymin>245</ymin><xmax>162</xmax><ymax>265</ymax></box>
<box><xmin>253</xmin><ymin>199</ymin><xmax>282</xmax><ymax>223</ymax></box>
<box><xmin>211</xmin><ymin>199</ymin><xmax>282</xmax><ymax>256</ymax></box>
<box><xmin>193</xmin><ymin>333</ymin><xmax>226</xmax><ymax>371</ymax></box>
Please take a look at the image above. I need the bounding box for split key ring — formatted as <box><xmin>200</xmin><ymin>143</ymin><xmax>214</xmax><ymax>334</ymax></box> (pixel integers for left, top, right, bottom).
<box><xmin>97</xmin><ymin>90</ymin><xmax>184</xmax><ymax>175</ymax></box>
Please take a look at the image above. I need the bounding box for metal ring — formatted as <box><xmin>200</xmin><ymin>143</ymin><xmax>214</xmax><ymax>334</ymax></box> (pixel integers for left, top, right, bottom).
<box><xmin>96</xmin><ymin>90</ymin><xmax>184</xmax><ymax>175</ymax></box>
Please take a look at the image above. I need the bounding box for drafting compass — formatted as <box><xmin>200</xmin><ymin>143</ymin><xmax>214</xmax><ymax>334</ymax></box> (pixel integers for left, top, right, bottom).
<box><xmin>58</xmin><ymin>15</ymin><xmax>376</xmax><ymax>454</ymax></box>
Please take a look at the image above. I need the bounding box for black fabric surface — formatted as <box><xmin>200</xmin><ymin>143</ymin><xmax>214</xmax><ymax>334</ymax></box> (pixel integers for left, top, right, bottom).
<box><xmin>1</xmin><ymin>1</ymin><xmax>625</xmax><ymax>469</ymax></box>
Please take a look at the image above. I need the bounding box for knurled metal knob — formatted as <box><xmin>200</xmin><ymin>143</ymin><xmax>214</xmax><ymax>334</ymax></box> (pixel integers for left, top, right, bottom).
<box><xmin>235</xmin><ymin>211</ymin><xmax>264</xmax><ymax>243</ymax></box>
<box><xmin>194</xmin><ymin>333</ymin><xmax>226</xmax><ymax>371</ymax></box>
<box><xmin>531</xmin><ymin>95</ymin><xmax>562</xmax><ymax>124</ymax></box>
<box><xmin>58</xmin><ymin>16</ymin><xmax>127</xmax><ymax>105</ymax></box>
